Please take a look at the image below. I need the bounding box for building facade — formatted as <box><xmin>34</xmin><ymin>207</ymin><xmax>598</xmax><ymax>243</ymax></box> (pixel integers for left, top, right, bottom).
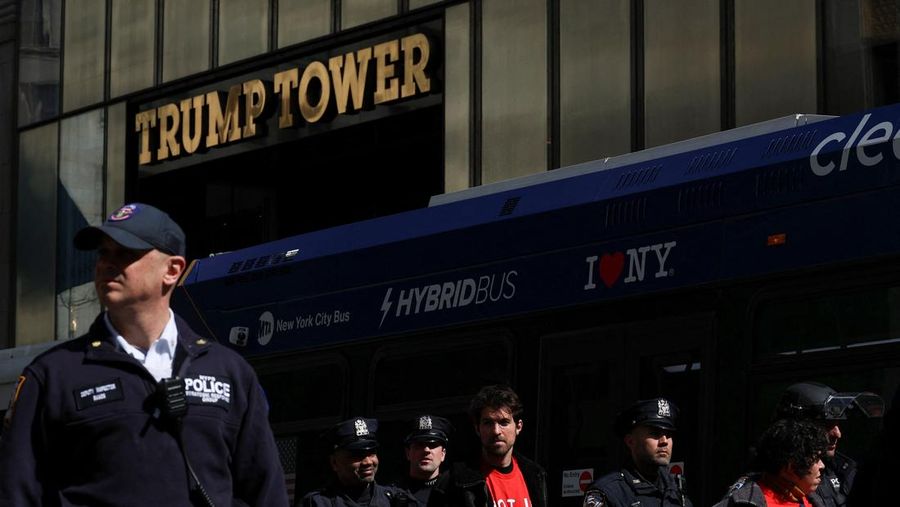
<box><xmin>10</xmin><ymin>0</ymin><xmax>896</xmax><ymax>350</ymax></box>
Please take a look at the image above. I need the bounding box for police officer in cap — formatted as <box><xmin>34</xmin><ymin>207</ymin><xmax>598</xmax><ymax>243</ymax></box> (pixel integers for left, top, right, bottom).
<box><xmin>583</xmin><ymin>398</ymin><xmax>692</xmax><ymax>507</ymax></box>
<box><xmin>774</xmin><ymin>381</ymin><xmax>883</xmax><ymax>507</ymax></box>
<box><xmin>0</xmin><ymin>203</ymin><xmax>288</xmax><ymax>506</ymax></box>
<box><xmin>302</xmin><ymin>417</ymin><xmax>414</xmax><ymax>507</ymax></box>
<box><xmin>398</xmin><ymin>415</ymin><xmax>454</xmax><ymax>506</ymax></box>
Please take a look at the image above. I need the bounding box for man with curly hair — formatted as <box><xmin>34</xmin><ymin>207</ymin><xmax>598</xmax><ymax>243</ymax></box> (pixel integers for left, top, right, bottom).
<box><xmin>714</xmin><ymin>419</ymin><xmax>828</xmax><ymax>507</ymax></box>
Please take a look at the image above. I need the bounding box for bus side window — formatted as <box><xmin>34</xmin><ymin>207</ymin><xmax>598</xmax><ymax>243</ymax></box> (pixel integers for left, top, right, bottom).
<box><xmin>754</xmin><ymin>285</ymin><xmax>900</xmax><ymax>357</ymax></box>
<box><xmin>258</xmin><ymin>359</ymin><xmax>347</xmax><ymax>425</ymax></box>
<box><xmin>258</xmin><ymin>356</ymin><xmax>349</xmax><ymax>501</ymax></box>
<box><xmin>369</xmin><ymin>333</ymin><xmax>513</xmax><ymax>409</ymax></box>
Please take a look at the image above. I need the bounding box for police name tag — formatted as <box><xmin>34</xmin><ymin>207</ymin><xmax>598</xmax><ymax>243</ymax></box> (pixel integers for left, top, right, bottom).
<box><xmin>74</xmin><ymin>379</ymin><xmax>124</xmax><ymax>410</ymax></box>
<box><xmin>183</xmin><ymin>375</ymin><xmax>232</xmax><ymax>410</ymax></box>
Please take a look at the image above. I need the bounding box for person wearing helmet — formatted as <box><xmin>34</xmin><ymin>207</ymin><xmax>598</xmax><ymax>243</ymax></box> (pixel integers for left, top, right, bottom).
<box><xmin>773</xmin><ymin>381</ymin><xmax>884</xmax><ymax>507</ymax></box>
<box><xmin>583</xmin><ymin>398</ymin><xmax>692</xmax><ymax>507</ymax></box>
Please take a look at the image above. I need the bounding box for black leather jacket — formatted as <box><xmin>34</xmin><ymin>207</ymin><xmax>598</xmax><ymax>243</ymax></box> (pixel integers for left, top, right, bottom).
<box><xmin>433</xmin><ymin>454</ymin><xmax>548</xmax><ymax>507</ymax></box>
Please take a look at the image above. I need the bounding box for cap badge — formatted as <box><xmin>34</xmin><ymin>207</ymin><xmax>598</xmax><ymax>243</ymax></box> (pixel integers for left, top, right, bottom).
<box><xmin>418</xmin><ymin>416</ymin><xmax>433</xmax><ymax>430</ymax></box>
<box><xmin>354</xmin><ymin>418</ymin><xmax>369</xmax><ymax>436</ymax></box>
<box><xmin>109</xmin><ymin>204</ymin><xmax>137</xmax><ymax>221</ymax></box>
<box><xmin>658</xmin><ymin>399</ymin><xmax>671</xmax><ymax>417</ymax></box>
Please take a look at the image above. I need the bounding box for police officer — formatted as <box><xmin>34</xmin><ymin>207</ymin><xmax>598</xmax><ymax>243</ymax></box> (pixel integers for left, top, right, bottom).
<box><xmin>303</xmin><ymin>417</ymin><xmax>414</xmax><ymax>507</ymax></box>
<box><xmin>583</xmin><ymin>398</ymin><xmax>692</xmax><ymax>507</ymax></box>
<box><xmin>0</xmin><ymin>203</ymin><xmax>288</xmax><ymax>506</ymax></box>
<box><xmin>399</xmin><ymin>415</ymin><xmax>454</xmax><ymax>506</ymax></box>
<box><xmin>774</xmin><ymin>381</ymin><xmax>883</xmax><ymax>507</ymax></box>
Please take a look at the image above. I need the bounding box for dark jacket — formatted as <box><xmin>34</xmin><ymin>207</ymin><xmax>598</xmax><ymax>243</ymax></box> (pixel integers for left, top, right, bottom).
<box><xmin>583</xmin><ymin>466</ymin><xmax>692</xmax><ymax>507</ymax></box>
<box><xmin>712</xmin><ymin>476</ymin><xmax>767</xmax><ymax>507</ymax></box>
<box><xmin>0</xmin><ymin>313</ymin><xmax>289</xmax><ymax>507</ymax></box>
<box><xmin>808</xmin><ymin>452</ymin><xmax>854</xmax><ymax>507</ymax></box>
<box><xmin>436</xmin><ymin>454</ymin><xmax>548</xmax><ymax>507</ymax></box>
<box><xmin>302</xmin><ymin>482</ymin><xmax>416</xmax><ymax>507</ymax></box>
<box><xmin>397</xmin><ymin>470</ymin><xmax>452</xmax><ymax>506</ymax></box>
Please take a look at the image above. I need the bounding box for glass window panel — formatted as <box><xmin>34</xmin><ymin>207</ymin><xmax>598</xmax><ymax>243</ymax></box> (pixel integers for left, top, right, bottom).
<box><xmin>57</xmin><ymin>110</ymin><xmax>105</xmax><ymax>340</ymax></box>
<box><xmin>410</xmin><ymin>0</ymin><xmax>442</xmax><ymax>9</ymax></box>
<box><xmin>63</xmin><ymin>0</ymin><xmax>106</xmax><ymax>112</ymax></box>
<box><xmin>560</xmin><ymin>0</ymin><xmax>630</xmax><ymax>166</ymax></box>
<box><xmin>644</xmin><ymin>0</ymin><xmax>720</xmax><ymax>147</ymax></box>
<box><xmin>444</xmin><ymin>3</ymin><xmax>470</xmax><ymax>193</ymax></box>
<box><xmin>18</xmin><ymin>0</ymin><xmax>61</xmax><ymax>126</ymax></box>
<box><xmin>110</xmin><ymin>0</ymin><xmax>155</xmax><ymax>98</ymax></box>
<box><xmin>341</xmin><ymin>0</ymin><xmax>395</xmax><ymax>30</ymax></box>
<box><xmin>219</xmin><ymin>0</ymin><xmax>268</xmax><ymax>66</ymax></box>
<box><xmin>735</xmin><ymin>0</ymin><xmax>817</xmax><ymax>126</ymax></box>
<box><xmin>0</xmin><ymin>43</ymin><xmax>11</xmax><ymax>346</ymax></box>
<box><xmin>106</xmin><ymin>102</ymin><xmax>127</xmax><ymax>213</ymax></box>
<box><xmin>373</xmin><ymin>339</ymin><xmax>511</xmax><ymax>407</ymax></box>
<box><xmin>755</xmin><ymin>286</ymin><xmax>900</xmax><ymax>358</ymax></box>
<box><xmin>824</xmin><ymin>0</ymin><xmax>900</xmax><ymax>114</ymax></box>
<box><xmin>259</xmin><ymin>362</ymin><xmax>345</xmax><ymax>423</ymax></box>
<box><xmin>277</xmin><ymin>0</ymin><xmax>330</xmax><ymax>47</ymax></box>
<box><xmin>539</xmin><ymin>331</ymin><xmax>624</xmax><ymax>497</ymax></box>
<box><xmin>482</xmin><ymin>0</ymin><xmax>547</xmax><ymax>183</ymax></box>
<box><xmin>16</xmin><ymin>123</ymin><xmax>58</xmax><ymax>346</ymax></box>
<box><xmin>163</xmin><ymin>0</ymin><xmax>210</xmax><ymax>82</ymax></box>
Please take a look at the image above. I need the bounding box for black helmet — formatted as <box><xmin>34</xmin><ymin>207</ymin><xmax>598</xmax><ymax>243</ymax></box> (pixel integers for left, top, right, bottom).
<box><xmin>775</xmin><ymin>381</ymin><xmax>884</xmax><ymax>420</ymax></box>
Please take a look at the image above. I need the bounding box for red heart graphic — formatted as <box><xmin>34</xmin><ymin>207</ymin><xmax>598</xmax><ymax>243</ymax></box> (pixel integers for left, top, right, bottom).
<box><xmin>599</xmin><ymin>252</ymin><xmax>625</xmax><ymax>288</ymax></box>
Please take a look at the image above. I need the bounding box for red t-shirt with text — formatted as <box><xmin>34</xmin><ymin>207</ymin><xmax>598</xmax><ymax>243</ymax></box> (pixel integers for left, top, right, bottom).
<box><xmin>483</xmin><ymin>457</ymin><xmax>533</xmax><ymax>507</ymax></box>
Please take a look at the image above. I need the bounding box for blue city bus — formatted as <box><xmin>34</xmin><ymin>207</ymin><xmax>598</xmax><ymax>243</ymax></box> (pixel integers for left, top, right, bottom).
<box><xmin>173</xmin><ymin>103</ymin><xmax>900</xmax><ymax>505</ymax></box>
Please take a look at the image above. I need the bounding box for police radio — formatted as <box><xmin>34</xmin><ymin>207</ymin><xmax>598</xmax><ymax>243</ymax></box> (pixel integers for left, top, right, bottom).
<box><xmin>156</xmin><ymin>377</ymin><xmax>216</xmax><ymax>507</ymax></box>
<box><xmin>157</xmin><ymin>377</ymin><xmax>188</xmax><ymax>421</ymax></box>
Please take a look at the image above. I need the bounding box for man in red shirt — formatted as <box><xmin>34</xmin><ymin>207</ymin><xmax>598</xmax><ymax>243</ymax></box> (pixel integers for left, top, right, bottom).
<box><xmin>442</xmin><ymin>385</ymin><xmax>547</xmax><ymax>507</ymax></box>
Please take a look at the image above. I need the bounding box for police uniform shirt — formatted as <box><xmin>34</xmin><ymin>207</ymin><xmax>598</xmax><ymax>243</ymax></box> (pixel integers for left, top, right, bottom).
<box><xmin>405</xmin><ymin>476</ymin><xmax>438</xmax><ymax>505</ymax></box>
<box><xmin>583</xmin><ymin>467</ymin><xmax>692</xmax><ymax>507</ymax></box>
<box><xmin>302</xmin><ymin>482</ymin><xmax>414</xmax><ymax>507</ymax></box>
<box><xmin>105</xmin><ymin>310</ymin><xmax>177</xmax><ymax>382</ymax></box>
<box><xmin>0</xmin><ymin>313</ymin><xmax>289</xmax><ymax>506</ymax></box>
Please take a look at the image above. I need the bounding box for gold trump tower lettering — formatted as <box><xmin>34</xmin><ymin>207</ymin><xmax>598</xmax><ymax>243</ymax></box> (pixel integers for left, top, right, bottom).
<box><xmin>135</xmin><ymin>33</ymin><xmax>432</xmax><ymax>165</ymax></box>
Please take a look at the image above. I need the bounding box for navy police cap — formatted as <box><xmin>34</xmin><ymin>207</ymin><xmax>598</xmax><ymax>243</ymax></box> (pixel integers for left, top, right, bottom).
<box><xmin>329</xmin><ymin>417</ymin><xmax>379</xmax><ymax>452</ymax></box>
<box><xmin>405</xmin><ymin>415</ymin><xmax>453</xmax><ymax>445</ymax></box>
<box><xmin>614</xmin><ymin>398</ymin><xmax>679</xmax><ymax>437</ymax></box>
<box><xmin>74</xmin><ymin>203</ymin><xmax>186</xmax><ymax>257</ymax></box>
